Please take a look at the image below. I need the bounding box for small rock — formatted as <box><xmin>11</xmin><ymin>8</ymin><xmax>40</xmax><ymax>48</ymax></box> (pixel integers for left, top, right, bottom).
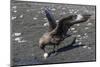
<box><xmin>87</xmin><ymin>47</ymin><xmax>91</xmax><ymax>50</ymax></box>
<box><xmin>26</xmin><ymin>9</ymin><xmax>30</xmax><ymax>12</ymax></box>
<box><xmin>38</xmin><ymin>11</ymin><xmax>41</xmax><ymax>14</ymax></box>
<box><xmin>69</xmin><ymin>9</ymin><xmax>74</xmax><ymax>13</ymax></box>
<box><xmin>56</xmin><ymin>20</ymin><xmax>59</xmax><ymax>23</ymax></box>
<box><xmin>62</xmin><ymin>12</ymin><xmax>66</xmax><ymax>15</ymax></box>
<box><xmin>40</xmin><ymin>7</ymin><xmax>44</xmax><ymax>10</ymax></box>
<box><xmin>14</xmin><ymin>33</ymin><xmax>21</xmax><ymax>36</ymax></box>
<box><xmin>83</xmin><ymin>35</ymin><xmax>88</xmax><ymax>39</ymax></box>
<box><xmin>20</xmin><ymin>15</ymin><xmax>23</xmax><ymax>18</ymax></box>
<box><xmin>77</xmin><ymin>35</ymin><xmax>81</xmax><ymax>37</ymax></box>
<box><xmin>83</xmin><ymin>36</ymin><xmax>86</xmax><ymax>39</ymax></box>
<box><xmin>32</xmin><ymin>54</ymin><xmax>34</xmax><ymax>56</ymax></box>
<box><xmin>43</xmin><ymin>18</ymin><xmax>47</xmax><ymax>20</ymax></box>
<box><xmin>76</xmin><ymin>24</ymin><xmax>80</xmax><ymax>26</ymax></box>
<box><xmin>75</xmin><ymin>39</ymin><xmax>79</xmax><ymax>42</ymax></box>
<box><xmin>18</xmin><ymin>40</ymin><xmax>27</xmax><ymax>43</ymax></box>
<box><xmin>51</xmin><ymin>8</ymin><xmax>56</xmax><ymax>11</ymax></box>
<box><xmin>13</xmin><ymin>10</ymin><xmax>17</xmax><ymax>13</ymax></box>
<box><xmin>70</xmin><ymin>27</ymin><xmax>75</xmax><ymax>30</ymax></box>
<box><xmin>84</xmin><ymin>33</ymin><xmax>87</xmax><ymax>36</ymax></box>
<box><xmin>15</xmin><ymin>37</ymin><xmax>27</xmax><ymax>43</ymax></box>
<box><xmin>74</xmin><ymin>10</ymin><xmax>79</xmax><ymax>14</ymax></box>
<box><xmin>85</xmin><ymin>10</ymin><xmax>89</xmax><ymax>13</ymax></box>
<box><xmin>40</xmin><ymin>10</ymin><xmax>44</xmax><ymax>14</ymax></box>
<box><xmin>73</xmin><ymin>30</ymin><xmax>77</xmax><ymax>33</ymax></box>
<box><xmin>33</xmin><ymin>17</ymin><xmax>38</xmax><ymax>20</ymax></box>
<box><xmin>12</xmin><ymin>6</ymin><xmax>17</xmax><ymax>9</ymax></box>
<box><xmin>44</xmin><ymin>23</ymin><xmax>49</xmax><ymax>27</ymax></box>
<box><xmin>11</xmin><ymin>16</ymin><xmax>16</xmax><ymax>20</ymax></box>
<box><xmin>15</xmin><ymin>37</ymin><xmax>22</xmax><ymax>41</ymax></box>
<box><xmin>87</xmin><ymin>23</ymin><xmax>92</xmax><ymax>26</ymax></box>
<box><xmin>76</xmin><ymin>14</ymin><xmax>83</xmax><ymax>21</ymax></box>
<box><xmin>83</xmin><ymin>46</ymin><xmax>87</xmax><ymax>48</ymax></box>
<box><xmin>85</xmin><ymin>27</ymin><xmax>89</xmax><ymax>30</ymax></box>
<box><xmin>79</xmin><ymin>37</ymin><xmax>82</xmax><ymax>40</ymax></box>
<box><xmin>62</xmin><ymin>7</ymin><xmax>66</xmax><ymax>10</ymax></box>
<box><xmin>78</xmin><ymin>42</ymin><xmax>82</xmax><ymax>45</ymax></box>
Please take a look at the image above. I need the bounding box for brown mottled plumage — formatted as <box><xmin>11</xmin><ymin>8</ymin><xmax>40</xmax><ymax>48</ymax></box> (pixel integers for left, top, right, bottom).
<box><xmin>39</xmin><ymin>8</ymin><xmax>91</xmax><ymax>54</ymax></box>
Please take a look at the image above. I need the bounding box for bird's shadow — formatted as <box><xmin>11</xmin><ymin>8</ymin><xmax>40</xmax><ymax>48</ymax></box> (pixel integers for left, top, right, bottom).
<box><xmin>49</xmin><ymin>37</ymin><xmax>84</xmax><ymax>56</ymax></box>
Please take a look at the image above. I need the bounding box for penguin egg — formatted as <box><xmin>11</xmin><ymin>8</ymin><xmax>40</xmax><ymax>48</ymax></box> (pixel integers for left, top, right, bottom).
<box><xmin>43</xmin><ymin>53</ymin><xmax>48</xmax><ymax>58</ymax></box>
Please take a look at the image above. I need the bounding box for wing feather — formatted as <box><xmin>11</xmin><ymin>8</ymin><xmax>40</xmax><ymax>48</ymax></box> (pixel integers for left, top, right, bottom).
<box><xmin>51</xmin><ymin>14</ymin><xmax>91</xmax><ymax>36</ymax></box>
<box><xmin>44</xmin><ymin>8</ymin><xmax>57</xmax><ymax>31</ymax></box>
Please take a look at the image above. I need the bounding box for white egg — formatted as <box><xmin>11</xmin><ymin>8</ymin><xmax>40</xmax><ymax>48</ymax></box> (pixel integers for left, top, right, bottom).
<box><xmin>43</xmin><ymin>53</ymin><xmax>48</xmax><ymax>59</ymax></box>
